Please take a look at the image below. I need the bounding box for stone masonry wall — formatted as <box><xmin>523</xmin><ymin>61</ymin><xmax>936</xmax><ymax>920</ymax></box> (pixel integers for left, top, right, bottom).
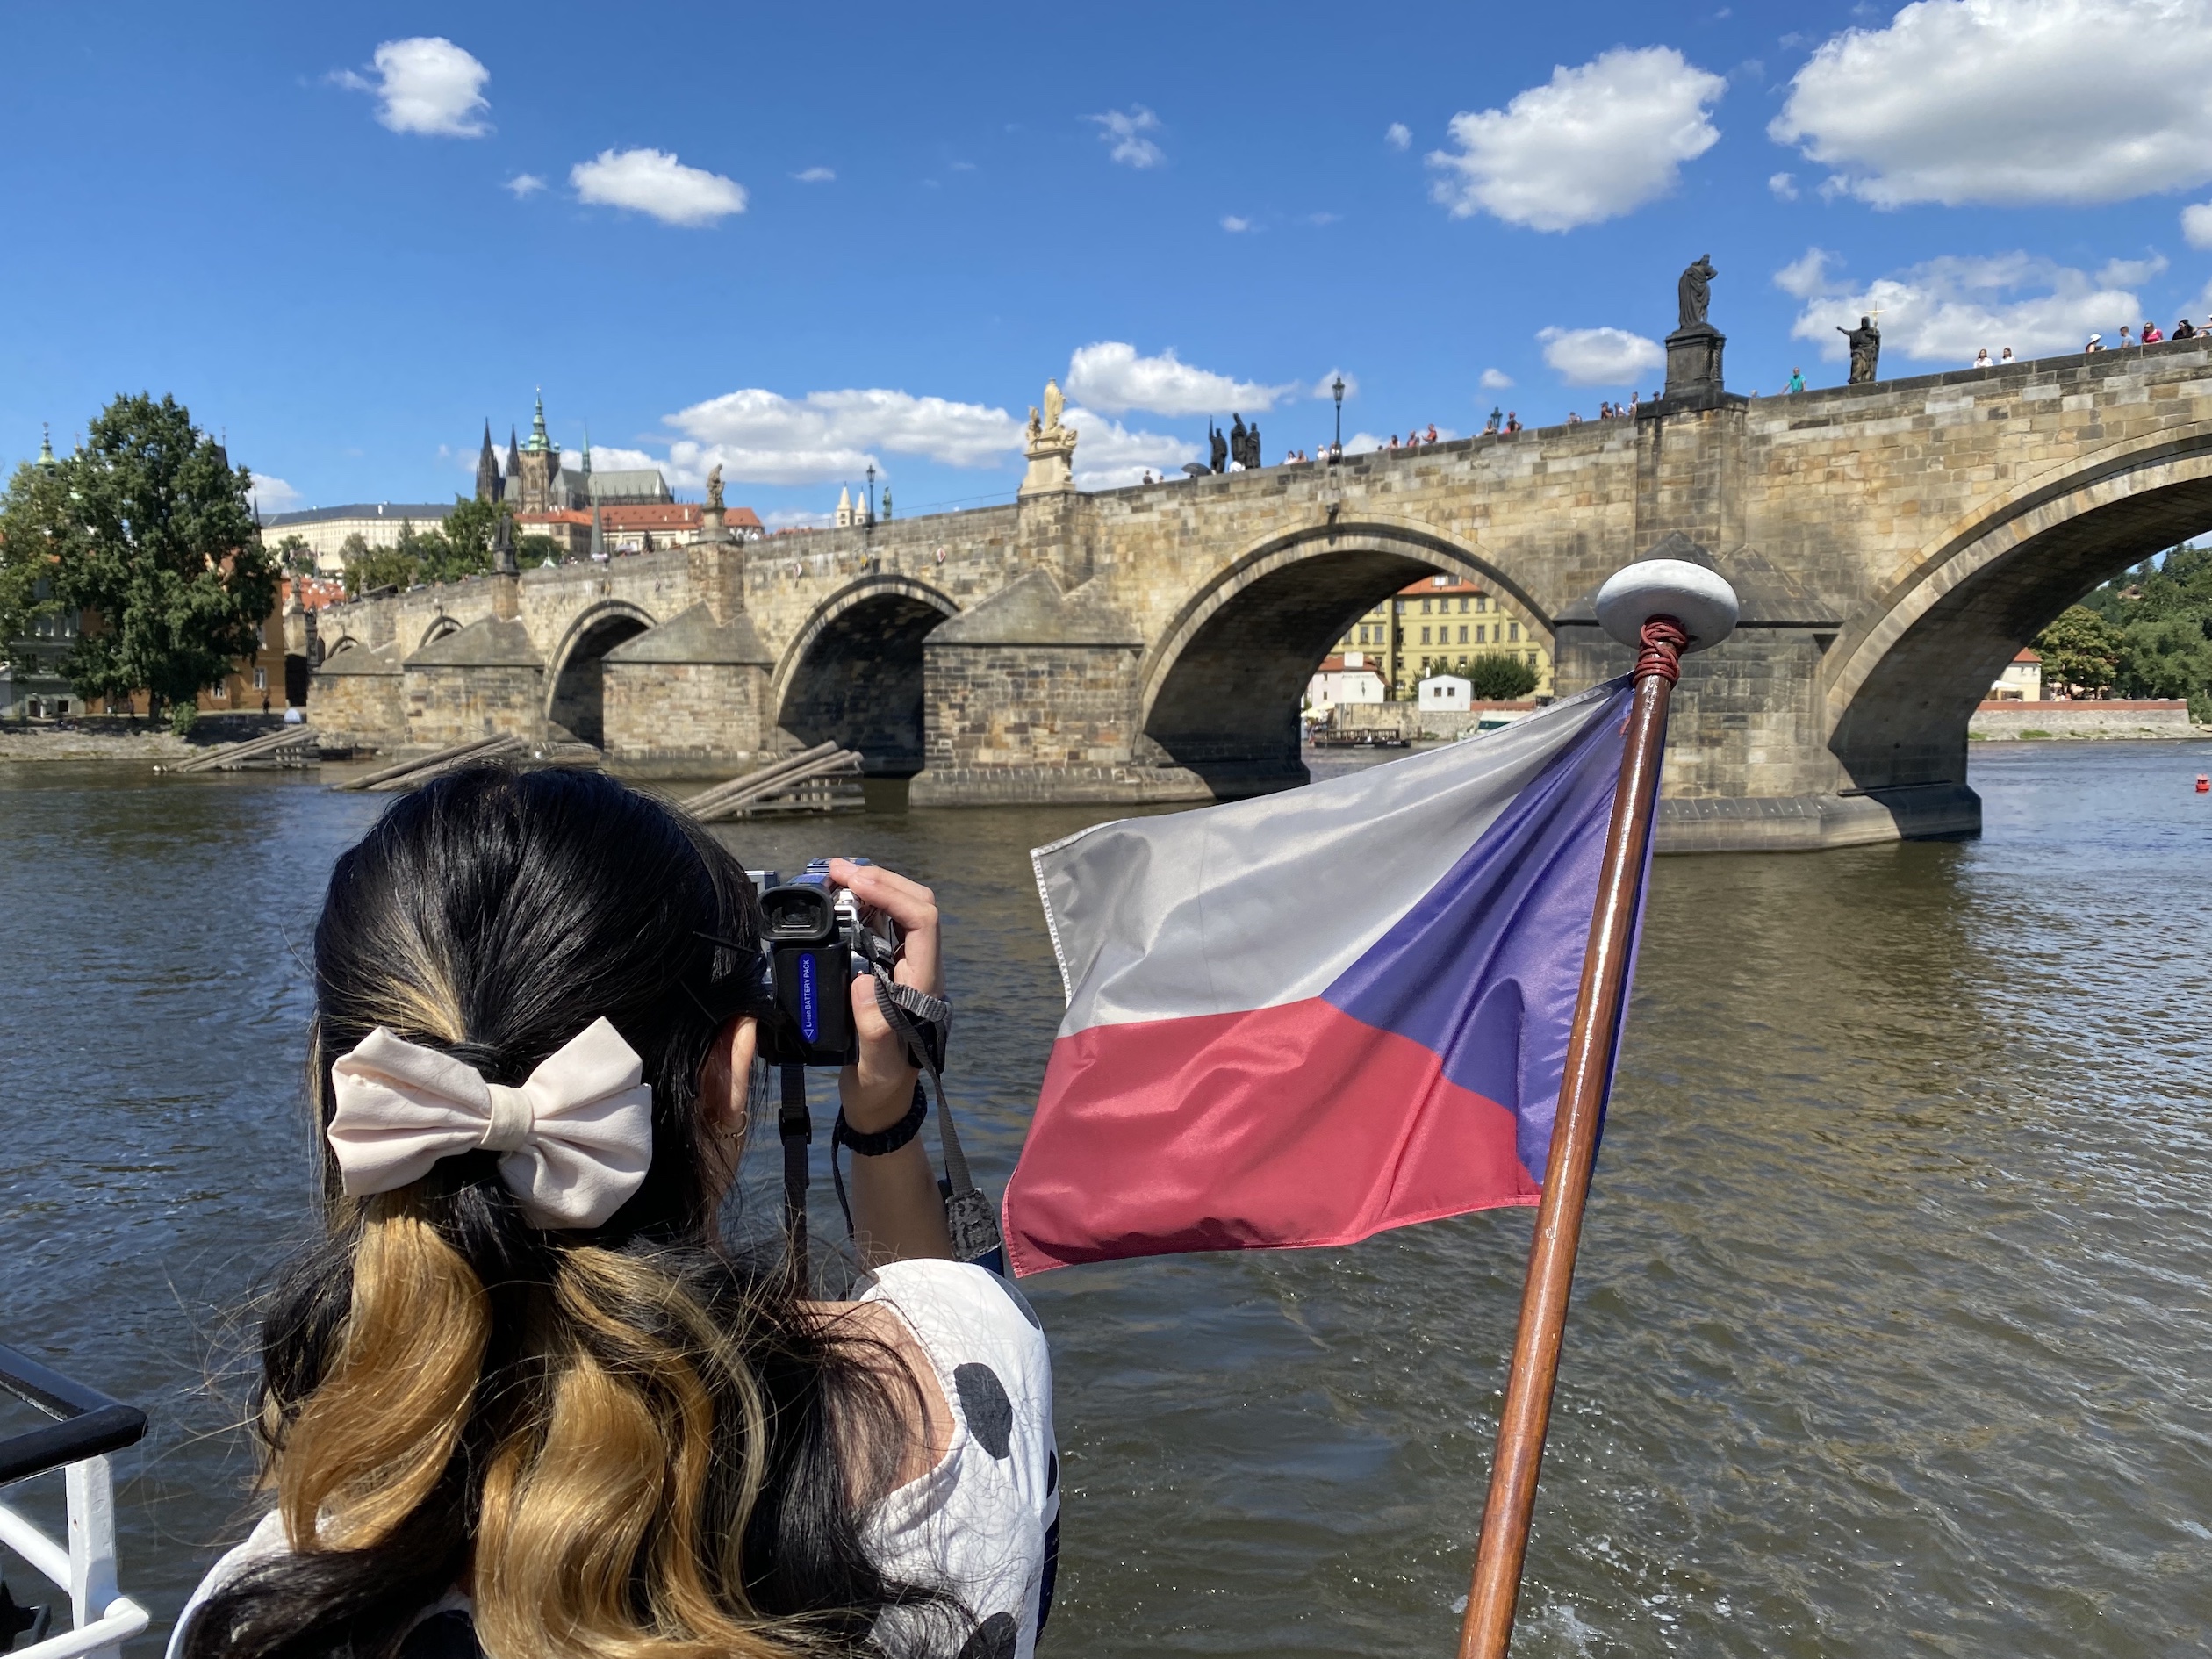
<box><xmin>403</xmin><ymin>664</ymin><xmax>544</xmax><ymax>749</ymax></box>
<box><xmin>604</xmin><ymin>661</ymin><xmax>771</xmax><ymax>775</ymax></box>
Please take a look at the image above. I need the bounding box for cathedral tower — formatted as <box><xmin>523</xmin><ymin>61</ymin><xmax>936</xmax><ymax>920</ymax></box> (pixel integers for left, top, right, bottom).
<box><xmin>474</xmin><ymin>420</ymin><xmax>503</xmax><ymax>504</ymax></box>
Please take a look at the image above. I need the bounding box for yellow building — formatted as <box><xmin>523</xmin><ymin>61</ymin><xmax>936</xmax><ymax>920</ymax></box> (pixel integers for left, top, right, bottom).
<box><xmin>1331</xmin><ymin>574</ymin><xmax>1552</xmax><ymax>699</ymax></box>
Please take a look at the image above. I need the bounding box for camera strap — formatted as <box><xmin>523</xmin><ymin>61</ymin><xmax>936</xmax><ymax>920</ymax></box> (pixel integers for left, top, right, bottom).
<box><xmin>866</xmin><ymin>964</ymin><xmax>1004</xmax><ymax>1275</ymax></box>
<box><xmin>778</xmin><ymin>1063</ymin><xmax>810</xmax><ymax>1275</ymax></box>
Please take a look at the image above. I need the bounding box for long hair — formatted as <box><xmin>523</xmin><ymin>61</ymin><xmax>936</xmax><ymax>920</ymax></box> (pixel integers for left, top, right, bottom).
<box><xmin>184</xmin><ymin>766</ymin><xmax>955</xmax><ymax>1659</ymax></box>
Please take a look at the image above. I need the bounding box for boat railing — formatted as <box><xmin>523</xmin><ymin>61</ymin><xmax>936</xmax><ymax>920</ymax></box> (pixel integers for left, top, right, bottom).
<box><xmin>0</xmin><ymin>1344</ymin><xmax>149</xmax><ymax>1659</ymax></box>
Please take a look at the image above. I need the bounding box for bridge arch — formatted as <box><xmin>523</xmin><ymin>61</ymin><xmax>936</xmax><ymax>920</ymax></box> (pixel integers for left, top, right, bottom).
<box><xmin>1824</xmin><ymin>434</ymin><xmax>2212</xmax><ymax>794</ymax></box>
<box><xmin>417</xmin><ymin>615</ymin><xmax>461</xmax><ymax>651</ymax></box>
<box><xmin>544</xmin><ymin>600</ymin><xmax>657</xmax><ymax>748</ymax></box>
<box><xmin>774</xmin><ymin>575</ymin><xmax>959</xmax><ymax>776</ymax></box>
<box><xmin>1137</xmin><ymin>521</ymin><xmax>1549</xmax><ymax>786</ymax></box>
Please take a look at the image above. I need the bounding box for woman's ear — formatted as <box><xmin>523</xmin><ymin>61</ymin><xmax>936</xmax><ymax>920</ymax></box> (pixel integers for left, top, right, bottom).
<box><xmin>703</xmin><ymin>1016</ymin><xmax>759</xmax><ymax>1140</ymax></box>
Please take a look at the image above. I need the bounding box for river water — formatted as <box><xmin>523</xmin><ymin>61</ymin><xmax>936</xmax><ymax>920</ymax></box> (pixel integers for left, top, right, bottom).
<box><xmin>3</xmin><ymin>740</ymin><xmax>2209</xmax><ymax>1657</ymax></box>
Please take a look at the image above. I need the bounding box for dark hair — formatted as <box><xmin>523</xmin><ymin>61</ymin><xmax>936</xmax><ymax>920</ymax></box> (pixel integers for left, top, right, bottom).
<box><xmin>183</xmin><ymin>767</ymin><xmax>958</xmax><ymax>1659</ymax></box>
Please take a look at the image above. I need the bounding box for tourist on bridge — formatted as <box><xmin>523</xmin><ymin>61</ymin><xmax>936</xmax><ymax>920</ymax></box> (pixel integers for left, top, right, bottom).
<box><xmin>2120</xmin><ymin>326</ymin><xmax>2136</xmax><ymax>348</ymax></box>
<box><xmin>2001</xmin><ymin>346</ymin><xmax>2016</xmax><ymax>363</ymax></box>
<box><xmin>1785</xmin><ymin>367</ymin><xmax>1806</xmax><ymax>393</ymax></box>
<box><xmin>2086</xmin><ymin>334</ymin><xmax>2105</xmax><ymax>352</ymax></box>
<box><xmin>2173</xmin><ymin>318</ymin><xmax>2198</xmax><ymax>340</ymax></box>
<box><xmin>1505</xmin><ymin>411</ymin><xmax>1521</xmax><ymax>433</ymax></box>
<box><xmin>1483</xmin><ymin>407</ymin><xmax>1501</xmax><ymax>434</ymax></box>
<box><xmin>169</xmin><ymin>770</ymin><xmax>1059</xmax><ymax>1659</ymax></box>
<box><xmin>2142</xmin><ymin>320</ymin><xmax>2165</xmax><ymax>344</ymax></box>
<box><xmin>1973</xmin><ymin>348</ymin><xmax>1993</xmax><ymax>369</ymax></box>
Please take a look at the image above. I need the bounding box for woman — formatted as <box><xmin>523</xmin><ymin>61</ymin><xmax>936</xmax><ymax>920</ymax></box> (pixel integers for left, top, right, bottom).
<box><xmin>170</xmin><ymin>767</ymin><xmax>1056</xmax><ymax>1659</ymax></box>
<box><xmin>1972</xmin><ymin>348</ymin><xmax>1993</xmax><ymax>369</ymax></box>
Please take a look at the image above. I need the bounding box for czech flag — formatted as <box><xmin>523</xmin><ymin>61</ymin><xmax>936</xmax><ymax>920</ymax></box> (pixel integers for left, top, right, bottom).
<box><xmin>1003</xmin><ymin>679</ymin><xmax>1643</xmax><ymax>1276</ymax></box>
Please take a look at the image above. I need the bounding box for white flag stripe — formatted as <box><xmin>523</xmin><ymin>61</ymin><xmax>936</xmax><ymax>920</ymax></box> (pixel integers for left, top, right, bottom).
<box><xmin>1031</xmin><ymin>684</ymin><xmax>1622</xmax><ymax>1036</ymax></box>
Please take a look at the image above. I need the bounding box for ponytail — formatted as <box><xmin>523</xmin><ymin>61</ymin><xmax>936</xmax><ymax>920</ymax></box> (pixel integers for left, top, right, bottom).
<box><xmin>274</xmin><ymin>1194</ymin><xmax>488</xmax><ymax>1554</ymax></box>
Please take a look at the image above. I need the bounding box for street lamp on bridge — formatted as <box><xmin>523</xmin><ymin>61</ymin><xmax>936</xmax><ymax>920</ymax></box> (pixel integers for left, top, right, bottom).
<box><xmin>865</xmin><ymin>463</ymin><xmax>878</xmax><ymax>525</ymax></box>
<box><xmin>1331</xmin><ymin>375</ymin><xmax>1346</xmax><ymax>462</ymax></box>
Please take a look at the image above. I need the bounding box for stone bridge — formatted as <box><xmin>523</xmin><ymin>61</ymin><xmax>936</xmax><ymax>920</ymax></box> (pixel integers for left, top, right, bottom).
<box><xmin>314</xmin><ymin>338</ymin><xmax>2212</xmax><ymax>851</ymax></box>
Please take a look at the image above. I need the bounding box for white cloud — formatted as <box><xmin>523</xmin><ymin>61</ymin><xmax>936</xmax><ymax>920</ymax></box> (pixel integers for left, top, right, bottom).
<box><xmin>765</xmin><ymin>508</ymin><xmax>834</xmax><ymax>530</ymax></box>
<box><xmin>1312</xmin><ymin>370</ymin><xmax>1359</xmax><ymax>399</ymax></box>
<box><xmin>1773</xmin><ymin>246</ymin><xmax>1836</xmax><ymax>298</ymax></box>
<box><xmin>1768</xmin><ymin>170</ymin><xmax>1798</xmax><ymax>200</ymax></box>
<box><xmin>1088</xmin><ymin>105</ymin><xmax>1165</xmax><ymax>168</ymax></box>
<box><xmin>1065</xmin><ymin>341</ymin><xmax>1295</xmax><ymax>415</ymax></box>
<box><xmin>338</xmin><ymin>37</ymin><xmax>491</xmax><ymax>138</ymax></box>
<box><xmin>1780</xmin><ymin>248</ymin><xmax>2144</xmax><ymax>362</ymax></box>
<box><xmin>2186</xmin><ymin>203</ymin><xmax>2212</xmax><ymax>248</ymax></box>
<box><xmin>505</xmin><ymin>173</ymin><xmax>545</xmax><ymax>198</ymax></box>
<box><xmin>579</xmin><ymin>444</ymin><xmax>662</xmax><ymax>474</ymax></box>
<box><xmin>571</xmin><ymin>148</ymin><xmax>746</xmax><ymax>226</ymax></box>
<box><xmin>793</xmin><ymin>166</ymin><xmax>836</xmax><ymax>183</ymax></box>
<box><xmin>2100</xmin><ymin>254</ymin><xmax>2169</xmax><ymax>286</ymax></box>
<box><xmin>1222</xmin><ymin>214</ymin><xmax>1253</xmax><ymax>232</ymax></box>
<box><xmin>1771</xmin><ymin>0</ymin><xmax>2212</xmax><ymax>208</ymax></box>
<box><xmin>249</xmin><ymin>475</ymin><xmax>302</xmax><ymax>515</ymax></box>
<box><xmin>655</xmin><ymin>387</ymin><xmax>1023</xmax><ymax>486</ymax></box>
<box><xmin>1538</xmin><ymin>327</ymin><xmax>1666</xmax><ymax>385</ymax></box>
<box><xmin>1065</xmin><ymin>408</ymin><xmax>1202</xmax><ymax>489</ymax></box>
<box><xmin>1427</xmin><ymin>47</ymin><xmax>1726</xmax><ymax>231</ymax></box>
<box><xmin>1385</xmin><ymin>122</ymin><xmax>1411</xmax><ymax>150</ymax></box>
<box><xmin>1479</xmin><ymin>367</ymin><xmax>1515</xmax><ymax>390</ymax></box>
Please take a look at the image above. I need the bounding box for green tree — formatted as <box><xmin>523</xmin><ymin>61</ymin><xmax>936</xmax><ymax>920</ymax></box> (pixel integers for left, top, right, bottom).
<box><xmin>1466</xmin><ymin>652</ymin><xmax>1540</xmax><ymax>700</ymax></box>
<box><xmin>2033</xmin><ymin>605</ymin><xmax>2123</xmax><ymax>696</ymax></box>
<box><xmin>345</xmin><ymin>543</ymin><xmax>420</xmax><ymax>597</ymax></box>
<box><xmin>439</xmin><ymin>494</ymin><xmax>513</xmax><ymax>575</ymax></box>
<box><xmin>2118</xmin><ymin>614</ymin><xmax>2212</xmax><ymax>699</ymax></box>
<box><xmin>268</xmin><ymin>532</ymin><xmax>314</xmax><ymax>574</ymax></box>
<box><xmin>0</xmin><ymin>393</ymin><xmax>274</xmax><ymax>722</ymax></box>
<box><xmin>0</xmin><ymin>452</ymin><xmax>73</xmax><ymax>647</ymax></box>
<box><xmin>517</xmin><ymin>533</ymin><xmax>565</xmax><ymax>567</ymax></box>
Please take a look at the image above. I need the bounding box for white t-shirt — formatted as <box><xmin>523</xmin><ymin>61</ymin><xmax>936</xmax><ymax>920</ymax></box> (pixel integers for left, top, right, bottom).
<box><xmin>169</xmin><ymin>1260</ymin><xmax>1059</xmax><ymax>1659</ymax></box>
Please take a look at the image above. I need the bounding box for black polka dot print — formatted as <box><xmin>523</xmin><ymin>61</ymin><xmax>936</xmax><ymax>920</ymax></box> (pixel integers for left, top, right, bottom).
<box><xmin>992</xmin><ymin>1273</ymin><xmax>1043</xmax><ymax>1330</ymax></box>
<box><xmin>956</xmin><ymin>1610</ymin><xmax>1017</xmax><ymax>1659</ymax></box>
<box><xmin>954</xmin><ymin>1361</ymin><xmax>1014</xmax><ymax>1459</ymax></box>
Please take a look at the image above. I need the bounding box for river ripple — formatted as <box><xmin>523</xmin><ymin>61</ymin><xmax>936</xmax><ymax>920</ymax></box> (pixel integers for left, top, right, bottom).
<box><xmin>2</xmin><ymin>739</ymin><xmax>2208</xmax><ymax>1656</ymax></box>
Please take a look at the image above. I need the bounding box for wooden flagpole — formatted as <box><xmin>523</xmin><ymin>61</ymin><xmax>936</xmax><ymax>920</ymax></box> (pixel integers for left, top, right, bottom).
<box><xmin>1455</xmin><ymin>604</ymin><xmax>1698</xmax><ymax>1659</ymax></box>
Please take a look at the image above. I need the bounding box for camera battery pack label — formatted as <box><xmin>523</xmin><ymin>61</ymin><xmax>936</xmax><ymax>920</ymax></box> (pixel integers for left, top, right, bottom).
<box><xmin>798</xmin><ymin>952</ymin><xmax>819</xmax><ymax>1044</ymax></box>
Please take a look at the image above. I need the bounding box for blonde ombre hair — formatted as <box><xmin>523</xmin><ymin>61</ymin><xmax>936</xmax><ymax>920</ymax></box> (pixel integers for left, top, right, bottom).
<box><xmin>185</xmin><ymin>768</ymin><xmax>959</xmax><ymax>1659</ymax></box>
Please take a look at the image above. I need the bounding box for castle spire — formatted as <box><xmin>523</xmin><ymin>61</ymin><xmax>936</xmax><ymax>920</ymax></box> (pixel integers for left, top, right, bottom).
<box><xmin>475</xmin><ymin>418</ymin><xmax>504</xmax><ymax>503</ymax></box>
<box><xmin>35</xmin><ymin>423</ymin><xmax>55</xmax><ymax>467</ymax></box>
<box><xmin>527</xmin><ymin>391</ymin><xmax>550</xmax><ymax>454</ymax></box>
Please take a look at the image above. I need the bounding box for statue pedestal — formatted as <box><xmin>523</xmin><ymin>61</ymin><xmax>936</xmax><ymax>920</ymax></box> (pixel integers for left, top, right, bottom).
<box><xmin>1020</xmin><ymin>432</ymin><xmax>1077</xmax><ymax>498</ymax></box>
<box><xmin>1665</xmin><ymin>323</ymin><xmax>1726</xmax><ymax>399</ymax></box>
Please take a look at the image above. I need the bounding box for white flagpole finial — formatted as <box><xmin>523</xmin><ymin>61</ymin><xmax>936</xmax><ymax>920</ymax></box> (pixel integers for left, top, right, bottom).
<box><xmin>1594</xmin><ymin>559</ymin><xmax>1739</xmax><ymax>654</ymax></box>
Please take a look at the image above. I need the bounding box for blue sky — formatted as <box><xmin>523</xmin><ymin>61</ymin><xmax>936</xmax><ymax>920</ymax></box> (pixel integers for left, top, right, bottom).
<box><xmin>6</xmin><ymin>0</ymin><xmax>2211</xmax><ymax>527</ymax></box>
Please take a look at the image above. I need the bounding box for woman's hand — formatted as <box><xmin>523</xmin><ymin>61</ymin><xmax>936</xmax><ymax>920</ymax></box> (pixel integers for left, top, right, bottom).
<box><xmin>826</xmin><ymin>859</ymin><xmax>952</xmax><ymax>1264</ymax></box>
<box><xmin>828</xmin><ymin>859</ymin><xmax>940</xmax><ymax>1134</ymax></box>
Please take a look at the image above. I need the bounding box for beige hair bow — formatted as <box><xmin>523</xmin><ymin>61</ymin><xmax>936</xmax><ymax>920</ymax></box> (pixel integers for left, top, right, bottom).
<box><xmin>327</xmin><ymin>1017</ymin><xmax>653</xmax><ymax>1230</ymax></box>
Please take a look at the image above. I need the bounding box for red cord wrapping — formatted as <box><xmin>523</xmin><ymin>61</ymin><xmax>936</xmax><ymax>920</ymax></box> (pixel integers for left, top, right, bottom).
<box><xmin>1634</xmin><ymin>616</ymin><xmax>1689</xmax><ymax>685</ymax></box>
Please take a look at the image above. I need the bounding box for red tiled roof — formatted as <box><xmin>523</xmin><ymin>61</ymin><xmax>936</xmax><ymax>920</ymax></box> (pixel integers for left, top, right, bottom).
<box><xmin>2012</xmin><ymin>648</ymin><xmax>2041</xmax><ymax>664</ymax></box>
<box><xmin>1397</xmin><ymin>575</ymin><xmax>1487</xmax><ymax>596</ymax></box>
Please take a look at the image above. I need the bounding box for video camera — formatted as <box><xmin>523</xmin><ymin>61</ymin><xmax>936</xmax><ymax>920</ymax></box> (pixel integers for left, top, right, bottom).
<box><xmin>743</xmin><ymin>858</ymin><xmax>997</xmax><ymax>1273</ymax></box>
<box><xmin>748</xmin><ymin>858</ymin><xmax>907</xmax><ymax>1068</ymax></box>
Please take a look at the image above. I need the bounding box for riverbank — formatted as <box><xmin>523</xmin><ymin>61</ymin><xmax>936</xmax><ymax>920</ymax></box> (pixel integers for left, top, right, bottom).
<box><xmin>1968</xmin><ymin>699</ymin><xmax>2197</xmax><ymax>739</ymax></box>
<box><xmin>0</xmin><ymin>714</ymin><xmax>309</xmax><ymax>762</ymax></box>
